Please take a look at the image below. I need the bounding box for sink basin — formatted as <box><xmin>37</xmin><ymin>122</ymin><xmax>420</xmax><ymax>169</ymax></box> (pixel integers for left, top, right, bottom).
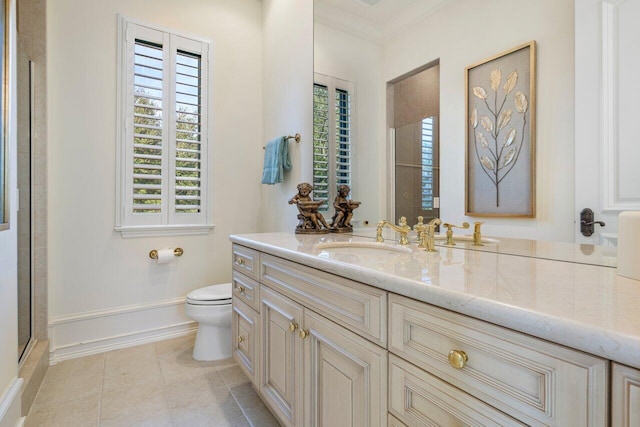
<box><xmin>315</xmin><ymin>241</ymin><xmax>412</xmax><ymax>256</ymax></box>
<box><xmin>316</xmin><ymin>242</ymin><xmax>411</xmax><ymax>253</ymax></box>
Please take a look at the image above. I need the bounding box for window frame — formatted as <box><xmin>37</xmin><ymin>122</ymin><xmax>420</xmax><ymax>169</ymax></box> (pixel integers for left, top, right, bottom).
<box><xmin>115</xmin><ymin>15</ymin><xmax>214</xmax><ymax>237</ymax></box>
<box><xmin>313</xmin><ymin>73</ymin><xmax>355</xmax><ymax>212</ymax></box>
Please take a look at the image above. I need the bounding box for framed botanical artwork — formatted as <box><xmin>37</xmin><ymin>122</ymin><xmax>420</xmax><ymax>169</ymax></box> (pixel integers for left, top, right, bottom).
<box><xmin>0</xmin><ymin>0</ymin><xmax>8</xmax><ymax>231</ymax></box>
<box><xmin>465</xmin><ymin>41</ymin><xmax>536</xmax><ymax>217</ymax></box>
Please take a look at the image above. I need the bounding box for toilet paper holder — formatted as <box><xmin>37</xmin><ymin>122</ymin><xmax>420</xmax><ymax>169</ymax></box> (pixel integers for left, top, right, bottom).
<box><xmin>149</xmin><ymin>248</ymin><xmax>184</xmax><ymax>259</ymax></box>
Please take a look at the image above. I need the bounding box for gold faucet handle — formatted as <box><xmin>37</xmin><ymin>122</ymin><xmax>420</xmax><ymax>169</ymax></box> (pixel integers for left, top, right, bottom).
<box><xmin>473</xmin><ymin>221</ymin><xmax>485</xmax><ymax>246</ymax></box>
<box><xmin>413</xmin><ymin>216</ymin><xmax>425</xmax><ymax>229</ymax></box>
<box><xmin>443</xmin><ymin>222</ymin><xmax>470</xmax><ymax>231</ymax></box>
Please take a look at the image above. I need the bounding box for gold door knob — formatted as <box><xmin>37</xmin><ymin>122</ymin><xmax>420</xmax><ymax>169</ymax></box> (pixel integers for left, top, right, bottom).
<box><xmin>237</xmin><ymin>336</ymin><xmax>245</xmax><ymax>344</ymax></box>
<box><xmin>237</xmin><ymin>258</ymin><xmax>245</xmax><ymax>265</ymax></box>
<box><xmin>299</xmin><ymin>329</ymin><xmax>309</xmax><ymax>339</ymax></box>
<box><xmin>289</xmin><ymin>322</ymin><xmax>298</xmax><ymax>333</ymax></box>
<box><xmin>448</xmin><ymin>350</ymin><xmax>468</xmax><ymax>369</ymax></box>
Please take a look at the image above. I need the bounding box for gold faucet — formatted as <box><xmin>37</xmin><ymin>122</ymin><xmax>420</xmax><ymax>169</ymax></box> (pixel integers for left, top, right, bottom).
<box><xmin>422</xmin><ymin>218</ymin><xmax>442</xmax><ymax>252</ymax></box>
<box><xmin>472</xmin><ymin>221</ymin><xmax>484</xmax><ymax>246</ymax></box>
<box><xmin>413</xmin><ymin>216</ymin><xmax>427</xmax><ymax>248</ymax></box>
<box><xmin>442</xmin><ymin>222</ymin><xmax>470</xmax><ymax>246</ymax></box>
<box><xmin>375</xmin><ymin>216</ymin><xmax>411</xmax><ymax>245</ymax></box>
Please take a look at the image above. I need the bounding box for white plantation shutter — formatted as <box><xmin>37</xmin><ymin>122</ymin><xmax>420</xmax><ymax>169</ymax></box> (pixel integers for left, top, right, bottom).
<box><xmin>421</xmin><ymin>117</ymin><xmax>434</xmax><ymax>210</ymax></box>
<box><xmin>313</xmin><ymin>75</ymin><xmax>353</xmax><ymax>211</ymax></box>
<box><xmin>313</xmin><ymin>84</ymin><xmax>330</xmax><ymax>208</ymax></box>
<box><xmin>117</xmin><ymin>17</ymin><xmax>211</xmax><ymax>235</ymax></box>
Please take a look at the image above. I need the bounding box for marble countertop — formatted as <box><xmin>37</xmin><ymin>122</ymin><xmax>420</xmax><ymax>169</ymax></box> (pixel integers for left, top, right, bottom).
<box><xmin>230</xmin><ymin>232</ymin><xmax>640</xmax><ymax>369</ymax></box>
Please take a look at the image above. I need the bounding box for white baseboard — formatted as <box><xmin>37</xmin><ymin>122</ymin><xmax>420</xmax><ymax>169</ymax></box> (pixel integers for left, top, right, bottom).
<box><xmin>49</xmin><ymin>297</ymin><xmax>198</xmax><ymax>364</ymax></box>
<box><xmin>0</xmin><ymin>378</ymin><xmax>23</xmax><ymax>427</ymax></box>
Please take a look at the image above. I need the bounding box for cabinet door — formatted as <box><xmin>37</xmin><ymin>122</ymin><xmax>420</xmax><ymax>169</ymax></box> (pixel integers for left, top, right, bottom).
<box><xmin>260</xmin><ymin>286</ymin><xmax>304</xmax><ymax>427</ymax></box>
<box><xmin>232</xmin><ymin>297</ymin><xmax>259</xmax><ymax>384</ymax></box>
<box><xmin>612</xmin><ymin>363</ymin><xmax>640</xmax><ymax>427</ymax></box>
<box><xmin>303</xmin><ymin>309</ymin><xmax>387</xmax><ymax>427</ymax></box>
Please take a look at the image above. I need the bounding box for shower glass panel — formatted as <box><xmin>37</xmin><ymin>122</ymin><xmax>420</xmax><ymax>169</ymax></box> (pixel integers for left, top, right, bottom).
<box><xmin>394</xmin><ymin>116</ymin><xmax>439</xmax><ymax>222</ymax></box>
<box><xmin>17</xmin><ymin>40</ymin><xmax>33</xmax><ymax>362</ymax></box>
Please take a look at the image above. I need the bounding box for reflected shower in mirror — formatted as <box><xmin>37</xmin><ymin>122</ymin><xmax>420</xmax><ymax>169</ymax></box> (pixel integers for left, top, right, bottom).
<box><xmin>389</xmin><ymin>62</ymin><xmax>440</xmax><ymax>223</ymax></box>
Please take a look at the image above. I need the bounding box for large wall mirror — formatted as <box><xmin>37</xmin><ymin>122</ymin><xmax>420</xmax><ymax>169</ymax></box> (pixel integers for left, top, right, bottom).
<box><xmin>314</xmin><ymin>0</ymin><xmax>639</xmax><ymax>252</ymax></box>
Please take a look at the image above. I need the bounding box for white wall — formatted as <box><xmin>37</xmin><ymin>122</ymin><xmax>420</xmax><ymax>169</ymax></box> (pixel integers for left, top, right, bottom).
<box><xmin>314</xmin><ymin>22</ymin><xmax>384</xmax><ymax>226</ymax></box>
<box><xmin>47</xmin><ymin>0</ymin><xmax>264</xmax><ymax>359</ymax></box>
<box><xmin>0</xmin><ymin>0</ymin><xmax>23</xmax><ymax>424</ymax></box>
<box><xmin>260</xmin><ymin>0</ymin><xmax>314</xmax><ymax>232</ymax></box>
<box><xmin>383</xmin><ymin>0</ymin><xmax>575</xmax><ymax>241</ymax></box>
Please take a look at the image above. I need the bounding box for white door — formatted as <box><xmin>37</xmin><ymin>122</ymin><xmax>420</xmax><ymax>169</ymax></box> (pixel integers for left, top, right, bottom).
<box><xmin>575</xmin><ymin>0</ymin><xmax>640</xmax><ymax>245</ymax></box>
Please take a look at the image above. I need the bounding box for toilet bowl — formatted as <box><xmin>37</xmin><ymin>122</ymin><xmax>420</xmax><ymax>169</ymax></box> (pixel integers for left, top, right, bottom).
<box><xmin>185</xmin><ymin>283</ymin><xmax>232</xmax><ymax>361</ymax></box>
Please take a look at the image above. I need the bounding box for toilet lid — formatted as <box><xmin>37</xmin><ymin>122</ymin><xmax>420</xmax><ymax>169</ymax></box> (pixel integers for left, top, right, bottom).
<box><xmin>186</xmin><ymin>283</ymin><xmax>232</xmax><ymax>305</ymax></box>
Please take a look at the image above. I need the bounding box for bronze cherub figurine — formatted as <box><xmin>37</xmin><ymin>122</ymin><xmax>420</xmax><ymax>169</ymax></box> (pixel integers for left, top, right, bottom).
<box><xmin>330</xmin><ymin>185</ymin><xmax>360</xmax><ymax>233</ymax></box>
<box><xmin>288</xmin><ymin>182</ymin><xmax>330</xmax><ymax>234</ymax></box>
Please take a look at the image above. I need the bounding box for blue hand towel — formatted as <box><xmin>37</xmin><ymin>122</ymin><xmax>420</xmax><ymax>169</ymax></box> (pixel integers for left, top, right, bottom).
<box><xmin>261</xmin><ymin>136</ymin><xmax>291</xmax><ymax>185</ymax></box>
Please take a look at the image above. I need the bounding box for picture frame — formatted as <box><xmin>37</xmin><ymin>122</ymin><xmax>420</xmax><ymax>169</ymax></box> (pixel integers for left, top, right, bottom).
<box><xmin>0</xmin><ymin>0</ymin><xmax>8</xmax><ymax>231</ymax></box>
<box><xmin>465</xmin><ymin>41</ymin><xmax>536</xmax><ymax>217</ymax></box>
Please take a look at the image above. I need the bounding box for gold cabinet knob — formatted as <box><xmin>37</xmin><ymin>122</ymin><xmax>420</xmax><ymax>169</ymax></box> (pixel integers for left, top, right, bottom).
<box><xmin>236</xmin><ymin>285</ymin><xmax>245</xmax><ymax>294</ymax></box>
<box><xmin>237</xmin><ymin>258</ymin><xmax>245</xmax><ymax>265</ymax></box>
<box><xmin>448</xmin><ymin>350</ymin><xmax>468</xmax><ymax>369</ymax></box>
<box><xmin>237</xmin><ymin>336</ymin><xmax>245</xmax><ymax>344</ymax></box>
<box><xmin>289</xmin><ymin>322</ymin><xmax>298</xmax><ymax>333</ymax></box>
<box><xmin>299</xmin><ymin>329</ymin><xmax>309</xmax><ymax>339</ymax></box>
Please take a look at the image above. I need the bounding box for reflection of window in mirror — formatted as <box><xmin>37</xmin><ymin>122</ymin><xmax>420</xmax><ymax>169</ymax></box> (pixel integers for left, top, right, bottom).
<box><xmin>313</xmin><ymin>74</ymin><xmax>353</xmax><ymax>211</ymax></box>
<box><xmin>389</xmin><ymin>62</ymin><xmax>440</xmax><ymax>223</ymax></box>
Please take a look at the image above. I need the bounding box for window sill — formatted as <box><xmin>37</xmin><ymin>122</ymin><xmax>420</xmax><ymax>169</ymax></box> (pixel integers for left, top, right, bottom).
<box><xmin>115</xmin><ymin>224</ymin><xmax>215</xmax><ymax>238</ymax></box>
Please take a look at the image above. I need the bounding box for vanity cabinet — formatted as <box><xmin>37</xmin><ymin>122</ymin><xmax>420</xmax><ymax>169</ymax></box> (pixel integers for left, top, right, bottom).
<box><xmin>231</xmin><ymin>242</ymin><xmax>618</xmax><ymax>427</ymax></box>
<box><xmin>259</xmin><ymin>285</ymin><xmax>304</xmax><ymax>426</ymax></box>
<box><xmin>259</xmin><ymin>284</ymin><xmax>388</xmax><ymax>427</ymax></box>
<box><xmin>612</xmin><ymin>363</ymin><xmax>640</xmax><ymax>426</ymax></box>
<box><xmin>388</xmin><ymin>293</ymin><xmax>607</xmax><ymax>426</ymax></box>
<box><xmin>232</xmin><ymin>244</ymin><xmax>388</xmax><ymax>427</ymax></box>
<box><xmin>302</xmin><ymin>308</ymin><xmax>387</xmax><ymax>427</ymax></box>
<box><xmin>231</xmin><ymin>294</ymin><xmax>259</xmax><ymax>384</ymax></box>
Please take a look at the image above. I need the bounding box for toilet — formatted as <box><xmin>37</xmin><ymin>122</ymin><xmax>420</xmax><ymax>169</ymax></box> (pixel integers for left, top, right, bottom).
<box><xmin>185</xmin><ymin>283</ymin><xmax>232</xmax><ymax>361</ymax></box>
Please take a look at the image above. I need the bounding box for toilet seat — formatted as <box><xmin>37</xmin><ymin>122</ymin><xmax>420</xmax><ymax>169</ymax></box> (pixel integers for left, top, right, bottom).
<box><xmin>186</xmin><ymin>283</ymin><xmax>232</xmax><ymax>306</ymax></box>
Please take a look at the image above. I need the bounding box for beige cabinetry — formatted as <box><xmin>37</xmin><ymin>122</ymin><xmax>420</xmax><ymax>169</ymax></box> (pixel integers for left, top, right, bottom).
<box><xmin>303</xmin><ymin>309</ymin><xmax>387</xmax><ymax>427</ymax></box>
<box><xmin>612</xmin><ymin>363</ymin><xmax>640</xmax><ymax>427</ymax></box>
<box><xmin>389</xmin><ymin>354</ymin><xmax>524</xmax><ymax>426</ymax></box>
<box><xmin>389</xmin><ymin>293</ymin><xmax>607</xmax><ymax>426</ymax></box>
<box><xmin>232</xmin><ymin>244</ymin><xmax>388</xmax><ymax>427</ymax></box>
<box><xmin>231</xmin><ymin>295</ymin><xmax>259</xmax><ymax>384</ymax></box>
<box><xmin>231</xmin><ymin>243</ymin><xmax>621</xmax><ymax>426</ymax></box>
<box><xmin>259</xmin><ymin>285</ymin><xmax>304</xmax><ymax>427</ymax></box>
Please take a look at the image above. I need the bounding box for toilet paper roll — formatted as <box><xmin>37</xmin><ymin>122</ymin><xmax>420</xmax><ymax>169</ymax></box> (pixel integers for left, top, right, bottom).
<box><xmin>617</xmin><ymin>211</ymin><xmax>640</xmax><ymax>281</ymax></box>
<box><xmin>156</xmin><ymin>248</ymin><xmax>175</xmax><ymax>265</ymax></box>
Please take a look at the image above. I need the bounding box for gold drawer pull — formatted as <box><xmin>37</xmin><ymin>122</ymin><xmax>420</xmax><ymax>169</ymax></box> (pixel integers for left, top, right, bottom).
<box><xmin>237</xmin><ymin>336</ymin><xmax>245</xmax><ymax>344</ymax></box>
<box><xmin>235</xmin><ymin>285</ymin><xmax>245</xmax><ymax>294</ymax></box>
<box><xmin>299</xmin><ymin>329</ymin><xmax>309</xmax><ymax>339</ymax></box>
<box><xmin>237</xmin><ymin>258</ymin><xmax>245</xmax><ymax>265</ymax></box>
<box><xmin>289</xmin><ymin>322</ymin><xmax>298</xmax><ymax>333</ymax></box>
<box><xmin>448</xmin><ymin>350</ymin><xmax>468</xmax><ymax>369</ymax></box>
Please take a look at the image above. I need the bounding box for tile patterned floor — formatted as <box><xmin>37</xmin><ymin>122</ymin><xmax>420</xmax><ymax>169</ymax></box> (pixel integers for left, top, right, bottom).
<box><xmin>25</xmin><ymin>334</ymin><xmax>281</xmax><ymax>426</ymax></box>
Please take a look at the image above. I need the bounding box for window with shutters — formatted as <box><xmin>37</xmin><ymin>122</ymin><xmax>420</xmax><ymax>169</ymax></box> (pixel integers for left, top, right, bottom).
<box><xmin>116</xmin><ymin>16</ymin><xmax>213</xmax><ymax>237</ymax></box>
<box><xmin>313</xmin><ymin>74</ymin><xmax>353</xmax><ymax>211</ymax></box>
<box><xmin>421</xmin><ymin>117</ymin><xmax>435</xmax><ymax>210</ymax></box>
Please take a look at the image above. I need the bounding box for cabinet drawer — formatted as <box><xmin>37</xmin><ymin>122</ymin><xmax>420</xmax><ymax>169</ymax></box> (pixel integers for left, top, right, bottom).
<box><xmin>612</xmin><ymin>363</ymin><xmax>640</xmax><ymax>427</ymax></box>
<box><xmin>232</xmin><ymin>271</ymin><xmax>260</xmax><ymax>312</ymax></box>
<box><xmin>232</xmin><ymin>244</ymin><xmax>260</xmax><ymax>280</ymax></box>
<box><xmin>260</xmin><ymin>254</ymin><xmax>387</xmax><ymax>346</ymax></box>
<box><xmin>389</xmin><ymin>355</ymin><xmax>524</xmax><ymax>426</ymax></box>
<box><xmin>389</xmin><ymin>294</ymin><xmax>607</xmax><ymax>426</ymax></box>
<box><xmin>232</xmin><ymin>297</ymin><xmax>259</xmax><ymax>385</ymax></box>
